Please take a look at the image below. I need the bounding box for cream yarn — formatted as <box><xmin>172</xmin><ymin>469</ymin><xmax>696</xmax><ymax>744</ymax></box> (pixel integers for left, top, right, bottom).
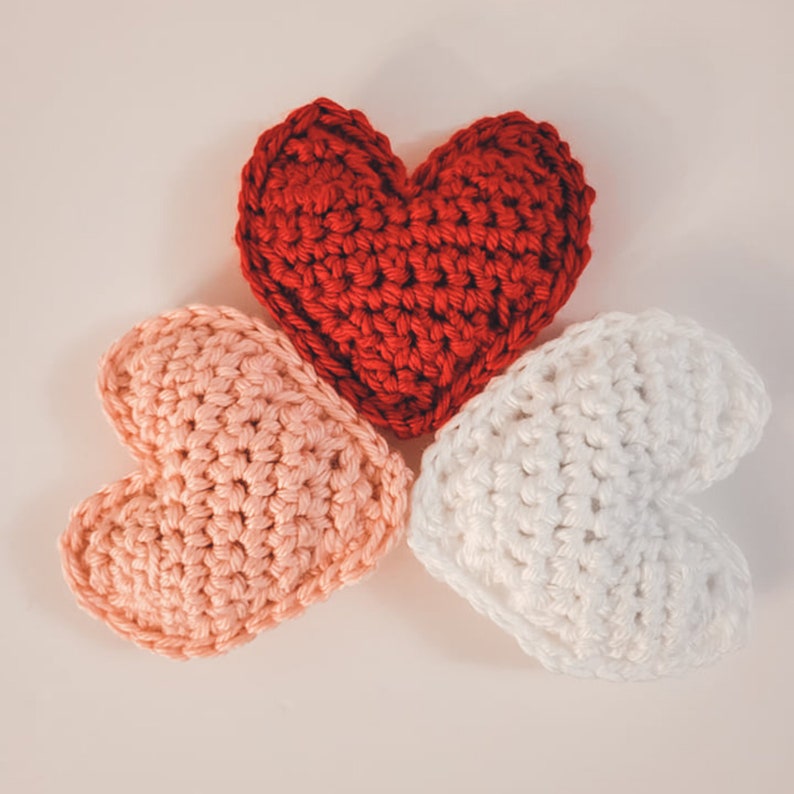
<box><xmin>409</xmin><ymin>310</ymin><xmax>770</xmax><ymax>680</ymax></box>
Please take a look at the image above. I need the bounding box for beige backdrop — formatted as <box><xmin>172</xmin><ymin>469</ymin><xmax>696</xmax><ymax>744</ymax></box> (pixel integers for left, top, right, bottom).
<box><xmin>1</xmin><ymin>1</ymin><xmax>792</xmax><ymax>792</ymax></box>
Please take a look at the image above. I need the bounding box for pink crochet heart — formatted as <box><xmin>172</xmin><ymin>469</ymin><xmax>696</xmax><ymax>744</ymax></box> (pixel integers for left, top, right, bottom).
<box><xmin>60</xmin><ymin>305</ymin><xmax>411</xmax><ymax>659</ymax></box>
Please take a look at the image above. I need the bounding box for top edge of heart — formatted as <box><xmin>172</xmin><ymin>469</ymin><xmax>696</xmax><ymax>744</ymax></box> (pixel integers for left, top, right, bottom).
<box><xmin>239</xmin><ymin>96</ymin><xmax>597</xmax><ymax>200</ymax></box>
<box><xmin>434</xmin><ymin>308</ymin><xmax>770</xmax><ymax>490</ymax></box>
<box><xmin>94</xmin><ymin>304</ymin><xmax>406</xmax><ymax>470</ymax></box>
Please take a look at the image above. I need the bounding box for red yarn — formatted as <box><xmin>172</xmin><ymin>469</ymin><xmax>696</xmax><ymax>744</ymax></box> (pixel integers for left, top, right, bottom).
<box><xmin>237</xmin><ymin>98</ymin><xmax>595</xmax><ymax>438</ymax></box>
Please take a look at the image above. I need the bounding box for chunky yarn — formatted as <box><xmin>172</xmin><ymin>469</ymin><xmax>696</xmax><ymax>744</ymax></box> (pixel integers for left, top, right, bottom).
<box><xmin>237</xmin><ymin>97</ymin><xmax>595</xmax><ymax>438</ymax></box>
<box><xmin>60</xmin><ymin>305</ymin><xmax>411</xmax><ymax>659</ymax></box>
<box><xmin>408</xmin><ymin>310</ymin><xmax>769</xmax><ymax>680</ymax></box>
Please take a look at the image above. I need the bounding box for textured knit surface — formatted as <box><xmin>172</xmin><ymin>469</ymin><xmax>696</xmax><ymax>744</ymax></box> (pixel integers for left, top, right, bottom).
<box><xmin>237</xmin><ymin>97</ymin><xmax>595</xmax><ymax>438</ymax></box>
<box><xmin>60</xmin><ymin>305</ymin><xmax>412</xmax><ymax>659</ymax></box>
<box><xmin>409</xmin><ymin>310</ymin><xmax>770</xmax><ymax>680</ymax></box>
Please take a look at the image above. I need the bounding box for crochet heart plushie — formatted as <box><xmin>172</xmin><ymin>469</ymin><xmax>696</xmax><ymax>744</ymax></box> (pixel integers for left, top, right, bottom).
<box><xmin>237</xmin><ymin>98</ymin><xmax>595</xmax><ymax>438</ymax></box>
<box><xmin>409</xmin><ymin>311</ymin><xmax>770</xmax><ymax>680</ymax></box>
<box><xmin>60</xmin><ymin>306</ymin><xmax>411</xmax><ymax>659</ymax></box>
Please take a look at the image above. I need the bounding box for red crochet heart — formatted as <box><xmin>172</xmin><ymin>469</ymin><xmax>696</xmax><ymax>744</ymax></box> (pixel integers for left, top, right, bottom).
<box><xmin>237</xmin><ymin>98</ymin><xmax>595</xmax><ymax>438</ymax></box>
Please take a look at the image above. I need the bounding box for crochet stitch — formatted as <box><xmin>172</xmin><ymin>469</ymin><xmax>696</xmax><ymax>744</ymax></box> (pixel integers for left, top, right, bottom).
<box><xmin>60</xmin><ymin>305</ymin><xmax>411</xmax><ymax>659</ymax></box>
<box><xmin>237</xmin><ymin>97</ymin><xmax>595</xmax><ymax>438</ymax></box>
<box><xmin>408</xmin><ymin>310</ymin><xmax>769</xmax><ymax>680</ymax></box>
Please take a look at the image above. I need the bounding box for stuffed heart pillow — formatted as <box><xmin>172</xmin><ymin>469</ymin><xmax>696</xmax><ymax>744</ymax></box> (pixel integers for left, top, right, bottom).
<box><xmin>237</xmin><ymin>98</ymin><xmax>595</xmax><ymax>438</ymax></box>
<box><xmin>409</xmin><ymin>310</ymin><xmax>770</xmax><ymax>680</ymax></box>
<box><xmin>60</xmin><ymin>305</ymin><xmax>411</xmax><ymax>659</ymax></box>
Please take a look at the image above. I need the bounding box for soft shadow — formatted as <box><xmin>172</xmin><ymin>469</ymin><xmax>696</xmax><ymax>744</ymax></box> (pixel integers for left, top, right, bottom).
<box><xmin>504</xmin><ymin>38</ymin><xmax>725</xmax><ymax>312</ymax></box>
<box><xmin>367</xmin><ymin>541</ymin><xmax>536</xmax><ymax>670</ymax></box>
<box><xmin>154</xmin><ymin>119</ymin><xmax>275</xmax><ymax>314</ymax></box>
<box><xmin>177</xmin><ymin>255</ymin><xmax>265</xmax><ymax>318</ymax></box>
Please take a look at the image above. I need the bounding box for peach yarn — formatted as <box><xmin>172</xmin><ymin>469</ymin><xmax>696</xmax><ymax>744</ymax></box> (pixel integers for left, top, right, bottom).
<box><xmin>60</xmin><ymin>305</ymin><xmax>412</xmax><ymax>659</ymax></box>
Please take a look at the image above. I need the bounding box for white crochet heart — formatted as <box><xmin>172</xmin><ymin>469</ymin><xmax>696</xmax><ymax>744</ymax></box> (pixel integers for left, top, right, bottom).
<box><xmin>409</xmin><ymin>310</ymin><xmax>770</xmax><ymax>680</ymax></box>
